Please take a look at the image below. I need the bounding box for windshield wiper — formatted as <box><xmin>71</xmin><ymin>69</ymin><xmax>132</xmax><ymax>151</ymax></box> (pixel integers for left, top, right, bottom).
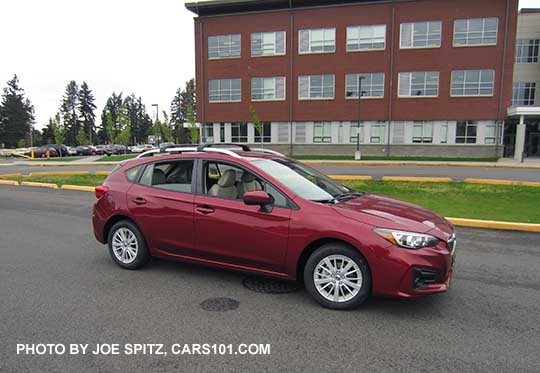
<box><xmin>334</xmin><ymin>191</ymin><xmax>364</xmax><ymax>202</ymax></box>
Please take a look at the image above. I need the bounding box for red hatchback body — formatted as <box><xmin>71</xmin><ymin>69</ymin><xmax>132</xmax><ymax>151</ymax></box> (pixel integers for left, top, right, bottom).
<box><xmin>93</xmin><ymin>146</ymin><xmax>456</xmax><ymax>309</ymax></box>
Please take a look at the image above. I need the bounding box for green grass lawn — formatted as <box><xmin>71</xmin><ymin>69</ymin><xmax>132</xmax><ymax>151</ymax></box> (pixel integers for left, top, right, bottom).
<box><xmin>293</xmin><ymin>155</ymin><xmax>499</xmax><ymax>162</ymax></box>
<box><xmin>9</xmin><ymin>174</ymin><xmax>107</xmax><ymax>187</ymax></box>
<box><xmin>342</xmin><ymin>180</ymin><xmax>540</xmax><ymax>224</ymax></box>
<box><xmin>96</xmin><ymin>154</ymin><xmax>137</xmax><ymax>162</ymax></box>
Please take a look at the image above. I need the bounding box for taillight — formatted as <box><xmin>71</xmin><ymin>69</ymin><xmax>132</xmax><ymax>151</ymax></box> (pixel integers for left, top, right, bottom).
<box><xmin>95</xmin><ymin>185</ymin><xmax>109</xmax><ymax>199</ymax></box>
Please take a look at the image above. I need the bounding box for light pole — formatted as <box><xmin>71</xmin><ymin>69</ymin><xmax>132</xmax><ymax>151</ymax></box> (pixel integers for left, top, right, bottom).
<box><xmin>355</xmin><ymin>75</ymin><xmax>366</xmax><ymax>160</ymax></box>
<box><xmin>151</xmin><ymin>104</ymin><xmax>159</xmax><ymax>122</ymax></box>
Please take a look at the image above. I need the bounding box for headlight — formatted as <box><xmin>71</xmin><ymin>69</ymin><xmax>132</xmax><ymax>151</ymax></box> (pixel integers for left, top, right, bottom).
<box><xmin>374</xmin><ymin>228</ymin><xmax>440</xmax><ymax>250</ymax></box>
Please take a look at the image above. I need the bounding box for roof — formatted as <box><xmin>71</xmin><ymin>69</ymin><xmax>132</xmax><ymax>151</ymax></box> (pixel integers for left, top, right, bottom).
<box><xmin>185</xmin><ymin>0</ymin><xmax>391</xmax><ymax>16</ymax></box>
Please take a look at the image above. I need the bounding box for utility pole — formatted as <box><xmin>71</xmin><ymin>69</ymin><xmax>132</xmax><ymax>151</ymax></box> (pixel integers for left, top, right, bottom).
<box><xmin>152</xmin><ymin>104</ymin><xmax>159</xmax><ymax>122</ymax></box>
<box><xmin>355</xmin><ymin>75</ymin><xmax>365</xmax><ymax>160</ymax></box>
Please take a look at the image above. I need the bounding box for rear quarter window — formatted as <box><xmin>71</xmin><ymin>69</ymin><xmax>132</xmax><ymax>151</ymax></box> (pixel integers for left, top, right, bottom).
<box><xmin>124</xmin><ymin>165</ymin><xmax>144</xmax><ymax>183</ymax></box>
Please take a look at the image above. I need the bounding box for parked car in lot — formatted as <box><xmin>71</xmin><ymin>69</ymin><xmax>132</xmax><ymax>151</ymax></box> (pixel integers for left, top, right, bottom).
<box><xmin>95</xmin><ymin>145</ymin><xmax>111</xmax><ymax>156</ymax></box>
<box><xmin>75</xmin><ymin>145</ymin><xmax>94</xmax><ymax>156</ymax></box>
<box><xmin>67</xmin><ymin>147</ymin><xmax>78</xmax><ymax>156</ymax></box>
<box><xmin>30</xmin><ymin>146</ymin><xmax>58</xmax><ymax>158</ymax></box>
<box><xmin>130</xmin><ymin>144</ymin><xmax>155</xmax><ymax>153</ymax></box>
<box><xmin>93</xmin><ymin>144</ymin><xmax>456</xmax><ymax>310</ymax></box>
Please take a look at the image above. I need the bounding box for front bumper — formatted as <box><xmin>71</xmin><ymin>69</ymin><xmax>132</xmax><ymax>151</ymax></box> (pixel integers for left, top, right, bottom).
<box><xmin>371</xmin><ymin>236</ymin><xmax>456</xmax><ymax>298</ymax></box>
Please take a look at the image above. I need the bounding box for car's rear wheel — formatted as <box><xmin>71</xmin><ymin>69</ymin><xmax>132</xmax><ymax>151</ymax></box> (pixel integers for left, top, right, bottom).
<box><xmin>108</xmin><ymin>220</ymin><xmax>150</xmax><ymax>270</ymax></box>
<box><xmin>304</xmin><ymin>243</ymin><xmax>371</xmax><ymax>310</ymax></box>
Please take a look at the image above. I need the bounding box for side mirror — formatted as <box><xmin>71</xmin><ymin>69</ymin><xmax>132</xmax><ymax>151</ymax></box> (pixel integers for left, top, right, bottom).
<box><xmin>243</xmin><ymin>190</ymin><xmax>274</xmax><ymax>213</ymax></box>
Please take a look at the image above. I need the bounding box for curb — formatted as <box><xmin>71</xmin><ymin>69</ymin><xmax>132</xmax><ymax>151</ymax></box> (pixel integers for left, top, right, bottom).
<box><xmin>329</xmin><ymin>175</ymin><xmax>373</xmax><ymax>181</ymax></box>
<box><xmin>22</xmin><ymin>162</ymin><xmax>119</xmax><ymax>167</ymax></box>
<box><xmin>464</xmin><ymin>178</ymin><xmax>540</xmax><ymax>187</ymax></box>
<box><xmin>28</xmin><ymin>171</ymin><xmax>90</xmax><ymax>177</ymax></box>
<box><xmin>381</xmin><ymin>176</ymin><xmax>452</xmax><ymax>183</ymax></box>
<box><xmin>95</xmin><ymin>171</ymin><xmax>112</xmax><ymax>176</ymax></box>
<box><xmin>60</xmin><ymin>185</ymin><xmax>96</xmax><ymax>192</ymax></box>
<box><xmin>0</xmin><ymin>179</ymin><xmax>19</xmax><ymax>186</ymax></box>
<box><xmin>20</xmin><ymin>181</ymin><xmax>58</xmax><ymax>189</ymax></box>
<box><xmin>446</xmin><ymin>217</ymin><xmax>540</xmax><ymax>233</ymax></box>
<box><xmin>0</xmin><ymin>173</ymin><xmax>22</xmax><ymax>179</ymax></box>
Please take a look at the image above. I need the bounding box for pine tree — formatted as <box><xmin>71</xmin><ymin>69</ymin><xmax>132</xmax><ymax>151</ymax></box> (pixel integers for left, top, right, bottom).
<box><xmin>42</xmin><ymin>119</ymin><xmax>55</xmax><ymax>145</ymax></box>
<box><xmin>76</xmin><ymin>127</ymin><xmax>88</xmax><ymax>145</ymax></box>
<box><xmin>0</xmin><ymin>75</ymin><xmax>35</xmax><ymax>148</ymax></box>
<box><xmin>78</xmin><ymin>82</ymin><xmax>97</xmax><ymax>144</ymax></box>
<box><xmin>124</xmin><ymin>94</ymin><xmax>152</xmax><ymax>145</ymax></box>
<box><xmin>99</xmin><ymin>92</ymin><xmax>123</xmax><ymax>144</ymax></box>
<box><xmin>60</xmin><ymin>81</ymin><xmax>79</xmax><ymax>146</ymax></box>
<box><xmin>170</xmin><ymin>78</ymin><xmax>196</xmax><ymax>142</ymax></box>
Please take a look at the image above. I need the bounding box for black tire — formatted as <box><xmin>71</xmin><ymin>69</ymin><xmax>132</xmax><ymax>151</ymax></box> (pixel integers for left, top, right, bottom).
<box><xmin>304</xmin><ymin>243</ymin><xmax>371</xmax><ymax>310</ymax></box>
<box><xmin>107</xmin><ymin>220</ymin><xmax>150</xmax><ymax>270</ymax></box>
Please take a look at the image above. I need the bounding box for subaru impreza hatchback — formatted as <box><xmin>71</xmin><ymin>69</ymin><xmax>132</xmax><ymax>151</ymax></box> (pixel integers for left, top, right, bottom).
<box><xmin>93</xmin><ymin>144</ymin><xmax>456</xmax><ymax>310</ymax></box>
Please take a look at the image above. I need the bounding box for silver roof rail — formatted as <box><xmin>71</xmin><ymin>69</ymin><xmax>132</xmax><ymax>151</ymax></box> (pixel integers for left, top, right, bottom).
<box><xmin>251</xmin><ymin>148</ymin><xmax>285</xmax><ymax>157</ymax></box>
<box><xmin>202</xmin><ymin>147</ymin><xmax>241</xmax><ymax>158</ymax></box>
<box><xmin>136</xmin><ymin>149</ymin><xmax>160</xmax><ymax>158</ymax></box>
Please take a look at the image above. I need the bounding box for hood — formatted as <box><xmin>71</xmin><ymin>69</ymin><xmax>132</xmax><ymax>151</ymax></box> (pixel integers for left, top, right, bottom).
<box><xmin>332</xmin><ymin>193</ymin><xmax>454</xmax><ymax>240</ymax></box>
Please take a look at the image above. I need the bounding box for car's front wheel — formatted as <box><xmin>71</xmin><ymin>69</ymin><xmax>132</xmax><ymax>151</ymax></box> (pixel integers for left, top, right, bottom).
<box><xmin>108</xmin><ymin>220</ymin><xmax>150</xmax><ymax>270</ymax></box>
<box><xmin>304</xmin><ymin>243</ymin><xmax>371</xmax><ymax>310</ymax></box>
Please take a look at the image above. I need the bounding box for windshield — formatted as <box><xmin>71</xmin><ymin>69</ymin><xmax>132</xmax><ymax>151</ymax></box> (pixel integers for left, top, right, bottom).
<box><xmin>250</xmin><ymin>158</ymin><xmax>351</xmax><ymax>201</ymax></box>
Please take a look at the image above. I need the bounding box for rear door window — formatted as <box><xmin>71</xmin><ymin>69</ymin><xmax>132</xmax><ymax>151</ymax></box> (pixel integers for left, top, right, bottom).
<box><xmin>138</xmin><ymin>160</ymin><xmax>194</xmax><ymax>194</ymax></box>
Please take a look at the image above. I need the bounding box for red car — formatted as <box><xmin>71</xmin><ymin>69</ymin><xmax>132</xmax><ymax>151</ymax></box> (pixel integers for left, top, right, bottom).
<box><xmin>92</xmin><ymin>144</ymin><xmax>456</xmax><ymax>309</ymax></box>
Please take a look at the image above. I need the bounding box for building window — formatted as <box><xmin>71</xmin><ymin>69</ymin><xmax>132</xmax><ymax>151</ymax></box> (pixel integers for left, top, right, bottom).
<box><xmin>400</xmin><ymin>21</ymin><xmax>442</xmax><ymax>49</ymax></box>
<box><xmin>370</xmin><ymin>122</ymin><xmax>386</xmax><ymax>143</ymax></box>
<box><xmin>254</xmin><ymin>122</ymin><xmax>271</xmax><ymax>143</ymax></box>
<box><xmin>453</xmin><ymin>18</ymin><xmax>498</xmax><ymax>47</ymax></box>
<box><xmin>251</xmin><ymin>31</ymin><xmax>286</xmax><ymax>56</ymax></box>
<box><xmin>350</xmin><ymin>122</ymin><xmax>364</xmax><ymax>143</ymax></box>
<box><xmin>313</xmin><ymin>122</ymin><xmax>332</xmax><ymax>143</ymax></box>
<box><xmin>218</xmin><ymin>123</ymin><xmax>226</xmax><ymax>142</ymax></box>
<box><xmin>208</xmin><ymin>34</ymin><xmax>241</xmax><ymax>59</ymax></box>
<box><xmin>484</xmin><ymin>124</ymin><xmax>499</xmax><ymax>144</ymax></box>
<box><xmin>345</xmin><ymin>73</ymin><xmax>384</xmax><ymax>98</ymax></box>
<box><xmin>412</xmin><ymin>121</ymin><xmax>433</xmax><ymax>143</ymax></box>
<box><xmin>451</xmin><ymin>70</ymin><xmax>495</xmax><ymax>97</ymax></box>
<box><xmin>298</xmin><ymin>75</ymin><xmax>335</xmax><ymax>100</ymax></box>
<box><xmin>299</xmin><ymin>28</ymin><xmax>335</xmax><ymax>54</ymax></box>
<box><xmin>346</xmin><ymin>25</ymin><xmax>386</xmax><ymax>51</ymax></box>
<box><xmin>515</xmin><ymin>39</ymin><xmax>540</xmax><ymax>64</ymax></box>
<box><xmin>512</xmin><ymin>82</ymin><xmax>536</xmax><ymax>106</ymax></box>
<box><xmin>202</xmin><ymin>123</ymin><xmax>214</xmax><ymax>142</ymax></box>
<box><xmin>209</xmin><ymin>79</ymin><xmax>241</xmax><ymax>102</ymax></box>
<box><xmin>251</xmin><ymin>77</ymin><xmax>286</xmax><ymax>101</ymax></box>
<box><xmin>398</xmin><ymin>71</ymin><xmax>439</xmax><ymax>97</ymax></box>
<box><xmin>231</xmin><ymin>123</ymin><xmax>248</xmax><ymax>142</ymax></box>
<box><xmin>456</xmin><ymin>121</ymin><xmax>477</xmax><ymax>144</ymax></box>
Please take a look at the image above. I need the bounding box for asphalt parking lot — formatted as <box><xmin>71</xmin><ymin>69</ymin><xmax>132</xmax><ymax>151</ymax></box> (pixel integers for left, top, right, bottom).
<box><xmin>1</xmin><ymin>186</ymin><xmax>540</xmax><ymax>372</ymax></box>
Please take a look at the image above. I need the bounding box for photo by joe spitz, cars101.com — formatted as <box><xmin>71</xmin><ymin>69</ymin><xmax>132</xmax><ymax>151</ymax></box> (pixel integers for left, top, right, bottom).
<box><xmin>93</xmin><ymin>143</ymin><xmax>456</xmax><ymax>309</ymax></box>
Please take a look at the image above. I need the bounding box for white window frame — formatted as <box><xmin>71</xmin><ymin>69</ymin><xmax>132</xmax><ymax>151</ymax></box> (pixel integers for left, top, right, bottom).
<box><xmin>412</xmin><ymin>121</ymin><xmax>433</xmax><ymax>143</ymax></box>
<box><xmin>440</xmin><ymin>124</ymin><xmax>448</xmax><ymax>144</ymax></box>
<box><xmin>350</xmin><ymin>122</ymin><xmax>365</xmax><ymax>143</ymax></box>
<box><xmin>251</xmin><ymin>31</ymin><xmax>286</xmax><ymax>57</ymax></box>
<box><xmin>346</xmin><ymin>25</ymin><xmax>386</xmax><ymax>52</ymax></box>
<box><xmin>298</xmin><ymin>75</ymin><xmax>335</xmax><ymax>100</ymax></box>
<box><xmin>512</xmin><ymin>82</ymin><xmax>536</xmax><ymax>106</ymax></box>
<box><xmin>398</xmin><ymin>71</ymin><xmax>439</xmax><ymax>98</ymax></box>
<box><xmin>515</xmin><ymin>39</ymin><xmax>540</xmax><ymax>64</ymax></box>
<box><xmin>253</xmin><ymin>122</ymin><xmax>272</xmax><ymax>143</ymax></box>
<box><xmin>345</xmin><ymin>73</ymin><xmax>385</xmax><ymax>99</ymax></box>
<box><xmin>453</xmin><ymin>18</ymin><xmax>498</xmax><ymax>47</ymax></box>
<box><xmin>208</xmin><ymin>34</ymin><xmax>241</xmax><ymax>59</ymax></box>
<box><xmin>231</xmin><ymin>122</ymin><xmax>248</xmax><ymax>143</ymax></box>
<box><xmin>313</xmin><ymin>122</ymin><xmax>332</xmax><ymax>143</ymax></box>
<box><xmin>400</xmin><ymin>21</ymin><xmax>442</xmax><ymax>49</ymax></box>
<box><xmin>451</xmin><ymin>70</ymin><xmax>495</xmax><ymax>97</ymax></box>
<box><xmin>251</xmin><ymin>77</ymin><xmax>286</xmax><ymax>102</ymax></box>
<box><xmin>298</xmin><ymin>28</ymin><xmax>336</xmax><ymax>54</ymax></box>
<box><xmin>370</xmin><ymin>122</ymin><xmax>386</xmax><ymax>144</ymax></box>
<box><xmin>208</xmin><ymin>79</ymin><xmax>242</xmax><ymax>103</ymax></box>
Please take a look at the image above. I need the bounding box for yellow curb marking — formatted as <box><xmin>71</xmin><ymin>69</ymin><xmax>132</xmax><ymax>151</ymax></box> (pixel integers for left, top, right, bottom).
<box><xmin>60</xmin><ymin>185</ymin><xmax>96</xmax><ymax>192</ymax></box>
<box><xmin>0</xmin><ymin>179</ymin><xmax>19</xmax><ymax>186</ymax></box>
<box><xmin>28</xmin><ymin>171</ymin><xmax>90</xmax><ymax>177</ymax></box>
<box><xmin>20</xmin><ymin>181</ymin><xmax>58</xmax><ymax>189</ymax></box>
<box><xmin>94</xmin><ymin>171</ymin><xmax>112</xmax><ymax>176</ymax></box>
<box><xmin>0</xmin><ymin>173</ymin><xmax>22</xmax><ymax>179</ymax></box>
<box><xmin>446</xmin><ymin>217</ymin><xmax>540</xmax><ymax>233</ymax></box>
<box><xmin>464</xmin><ymin>178</ymin><xmax>540</xmax><ymax>187</ymax></box>
<box><xmin>382</xmin><ymin>176</ymin><xmax>453</xmax><ymax>183</ymax></box>
<box><xmin>329</xmin><ymin>175</ymin><xmax>373</xmax><ymax>181</ymax></box>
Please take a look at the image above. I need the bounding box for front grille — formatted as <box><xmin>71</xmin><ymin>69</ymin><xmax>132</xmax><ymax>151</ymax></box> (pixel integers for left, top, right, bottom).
<box><xmin>412</xmin><ymin>268</ymin><xmax>438</xmax><ymax>289</ymax></box>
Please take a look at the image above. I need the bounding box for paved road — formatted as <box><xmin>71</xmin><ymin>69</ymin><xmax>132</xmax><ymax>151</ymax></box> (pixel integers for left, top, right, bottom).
<box><xmin>1</xmin><ymin>159</ymin><xmax>539</xmax><ymax>181</ymax></box>
<box><xmin>1</xmin><ymin>186</ymin><xmax>539</xmax><ymax>372</ymax></box>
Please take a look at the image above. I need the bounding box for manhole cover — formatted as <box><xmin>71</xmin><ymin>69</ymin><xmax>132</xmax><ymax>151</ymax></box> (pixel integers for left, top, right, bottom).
<box><xmin>243</xmin><ymin>276</ymin><xmax>301</xmax><ymax>294</ymax></box>
<box><xmin>200</xmin><ymin>297</ymin><xmax>239</xmax><ymax>312</ymax></box>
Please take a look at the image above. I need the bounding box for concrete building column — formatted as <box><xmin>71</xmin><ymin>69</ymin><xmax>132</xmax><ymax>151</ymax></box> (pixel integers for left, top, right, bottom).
<box><xmin>514</xmin><ymin>115</ymin><xmax>526</xmax><ymax>162</ymax></box>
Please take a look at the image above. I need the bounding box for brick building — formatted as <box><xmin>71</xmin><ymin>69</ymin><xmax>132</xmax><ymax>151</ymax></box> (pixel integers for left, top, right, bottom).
<box><xmin>186</xmin><ymin>0</ymin><xmax>518</xmax><ymax>158</ymax></box>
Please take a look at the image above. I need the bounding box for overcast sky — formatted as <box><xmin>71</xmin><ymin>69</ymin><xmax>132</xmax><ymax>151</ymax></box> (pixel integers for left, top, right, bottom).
<box><xmin>0</xmin><ymin>0</ymin><xmax>537</xmax><ymax>130</ymax></box>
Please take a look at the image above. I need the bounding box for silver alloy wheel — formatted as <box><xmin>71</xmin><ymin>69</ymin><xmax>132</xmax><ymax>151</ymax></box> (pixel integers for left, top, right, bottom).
<box><xmin>111</xmin><ymin>227</ymin><xmax>139</xmax><ymax>264</ymax></box>
<box><xmin>313</xmin><ymin>254</ymin><xmax>363</xmax><ymax>303</ymax></box>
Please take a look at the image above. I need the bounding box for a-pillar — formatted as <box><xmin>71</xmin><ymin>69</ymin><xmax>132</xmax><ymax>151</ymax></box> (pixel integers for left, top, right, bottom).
<box><xmin>514</xmin><ymin>115</ymin><xmax>526</xmax><ymax>162</ymax></box>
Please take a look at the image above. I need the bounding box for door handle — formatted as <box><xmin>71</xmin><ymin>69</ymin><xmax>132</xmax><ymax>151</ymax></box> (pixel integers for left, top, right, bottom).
<box><xmin>132</xmin><ymin>197</ymin><xmax>147</xmax><ymax>205</ymax></box>
<box><xmin>196</xmin><ymin>205</ymin><xmax>215</xmax><ymax>214</ymax></box>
